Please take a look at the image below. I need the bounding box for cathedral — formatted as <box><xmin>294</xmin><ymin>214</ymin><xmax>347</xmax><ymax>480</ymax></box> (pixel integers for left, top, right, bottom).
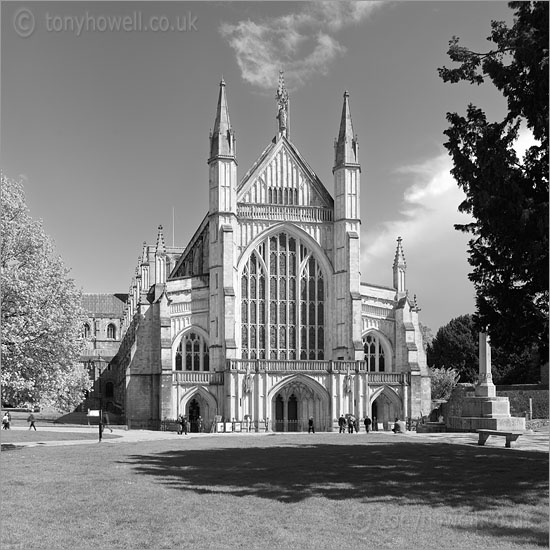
<box><xmin>85</xmin><ymin>74</ymin><xmax>431</xmax><ymax>432</ymax></box>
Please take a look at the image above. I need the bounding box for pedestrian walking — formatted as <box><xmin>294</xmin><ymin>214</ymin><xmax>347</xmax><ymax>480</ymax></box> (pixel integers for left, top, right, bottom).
<box><xmin>364</xmin><ymin>416</ymin><xmax>372</xmax><ymax>433</ymax></box>
<box><xmin>2</xmin><ymin>412</ymin><xmax>10</xmax><ymax>430</ymax></box>
<box><xmin>338</xmin><ymin>414</ymin><xmax>346</xmax><ymax>433</ymax></box>
<box><xmin>103</xmin><ymin>412</ymin><xmax>113</xmax><ymax>433</ymax></box>
<box><xmin>308</xmin><ymin>416</ymin><xmax>315</xmax><ymax>434</ymax></box>
<box><xmin>27</xmin><ymin>413</ymin><xmax>37</xmax><ymax>430</ymax></box>
<box><xmin>178</xmin><ymin>414</ymin><xmax>187</xmax><ymax>435</ymax></box>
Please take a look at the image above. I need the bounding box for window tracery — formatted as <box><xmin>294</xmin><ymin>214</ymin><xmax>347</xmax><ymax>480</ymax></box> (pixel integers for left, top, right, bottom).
<box><xmin>363</xmin><ymin>333</ymin><xmax>386</xmax><ymax>372</ymax></box>
<box><xmin>241</xmin><ymin>232</ymin><xmax>324</xmax><ymax>360</ymax></box>
<box><xmin>175</xmin><ymin>331</ymin><xmax>209</xmax><ymax>371</ymax></box>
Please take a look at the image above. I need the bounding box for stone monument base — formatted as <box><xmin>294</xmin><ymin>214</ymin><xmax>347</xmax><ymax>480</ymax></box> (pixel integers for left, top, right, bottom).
<box><xmin>447</xmin><ymin>415</ymin><xmax>525</xmax><ymax>432</ymax></box>
<box><xmin>447</xmin><ymin>333</ymin><xmax>527</xmax><ymax>433</ymax></box>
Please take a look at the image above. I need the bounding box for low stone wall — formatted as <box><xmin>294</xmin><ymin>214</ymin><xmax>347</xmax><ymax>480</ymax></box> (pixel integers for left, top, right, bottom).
<box><xmin>441</xmin><ymin>383</ymin><xmax>549</xmax><ymax>423</ymax></box>
<box><xmin>496</xmin><ymin>385</ymin><xmax>549</xmax><ymax>419</ymax></box>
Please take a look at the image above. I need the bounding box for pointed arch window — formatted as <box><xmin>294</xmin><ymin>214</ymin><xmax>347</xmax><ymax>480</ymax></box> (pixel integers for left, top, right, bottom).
<box><xmin>241</xmin><ymin>232</ymin><xmax>325</xmax><ymax>360</ymax></box>
<box><xmin>83</xmin><ymin>323</ymin><xmax>91</xmax><ymax>339</ymax></box>
<box><xmin>363</xmin><ymin>333</ymin><xmax>387</xmax><ymax>372</ymax></box>
<box><xmin>175</xmin><ymin>331</ymin><xmax>209</xmax><ymax>371</ymax></box>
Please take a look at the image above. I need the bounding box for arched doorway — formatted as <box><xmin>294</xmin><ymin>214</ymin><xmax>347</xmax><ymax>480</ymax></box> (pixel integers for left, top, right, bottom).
<box><xmin>180</xmin><ymin>388</ymin><xmax>217</xmax><ymax>433</ymax></box>
<box><xmin>372</xmin><ymin>401</ymin><xmax>379</xmax><ymax>431</ymax></box>
<box><xmin>371</xmin><ymin>387</ymin><xmax>402</xmax><ymax>430</ymax></box>
<box><xmin>275</xmin><ymin>395</ymin><xmax>284</xmax><ymax>431</ymax></box>
<box><xmin>288</xmin><ymin>394</ymin><xmax>298</xmax><ymax>431</ymax></box>
<box><xmin>270</xmin><ymin>376</ymin><xmax>330</xmax><ymax>432</ymax></box>
<box><xmin>188</xmin><ymin>399</ymin><xmax>200</xmax><ymax>432</ymax></box>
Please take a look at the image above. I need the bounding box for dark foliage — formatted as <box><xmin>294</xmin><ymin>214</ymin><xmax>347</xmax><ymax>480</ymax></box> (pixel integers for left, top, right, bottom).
<box><xmin>439</xmin><ymin>2</ymin><xmax>549</xmax><ymax>361</ymax></box>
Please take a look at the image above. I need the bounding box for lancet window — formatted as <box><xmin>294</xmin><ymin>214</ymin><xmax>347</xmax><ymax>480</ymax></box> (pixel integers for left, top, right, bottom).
<box><xmin>241</xmin><ymin>232</ymin><xmax>324</xmax><ymax>360</ymax></box>
<box><xmin>363</xmin><ymin>333</ymin><xmax>386</xmax><ymax>372</ymax></box>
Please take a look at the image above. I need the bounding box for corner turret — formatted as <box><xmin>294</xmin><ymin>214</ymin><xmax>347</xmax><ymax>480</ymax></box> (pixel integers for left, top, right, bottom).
<box><xmin>209</xmin><ymin>77</ymin><xmax>236</xmax><ymax>161</ymax></box>
<box><xmin>393</xmin><ymin>236</ymin><xmax>407</xmax><ymax>296</ymax></box>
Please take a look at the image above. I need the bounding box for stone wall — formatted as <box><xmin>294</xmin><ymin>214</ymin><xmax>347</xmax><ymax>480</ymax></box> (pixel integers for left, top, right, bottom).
<box><xmin>496</xmin><ymin>385</ymin><xmax>549</xmax><ymax>419</ymax></box>
<box><xmin>441</xmin><ymin>383</ymin><xmax>549</xmax><ymax>423</ymax></box>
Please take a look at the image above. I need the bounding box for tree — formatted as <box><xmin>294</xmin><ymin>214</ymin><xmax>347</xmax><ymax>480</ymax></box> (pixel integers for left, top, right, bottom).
<box><xmin>438</xmin><ymin>2</ymin><xmax>548</xmax><ymax>361</ymax></box>
<box><xmin>427</xmin><ymin>315</ymin><xmax>479</xmax><ymax>382</ymax></box>
<box><xmin>1</xmin><ymin>175</ymin><xmax>90</xmax><ymax>410</ymax></box>
<box><xmin>428</xmin><ymin>313</ymin><xmax>541</xmax><ymax>384</ymax></box>
<box><xmin>419</xmin><ymin>322</ymin><xmax>434</xmax><ymax>352</ymax></box>
<box><xmin>430</xmin><ymin>367</ymin><xmax>460</xmax><ymax>401</ymax></box>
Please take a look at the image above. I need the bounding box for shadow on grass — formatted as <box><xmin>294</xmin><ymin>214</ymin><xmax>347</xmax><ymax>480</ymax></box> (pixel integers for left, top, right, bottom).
<box><xmin>124</xmin><ymin>439</ymin><xmax>548</xmax><ymax>546</ymax></box>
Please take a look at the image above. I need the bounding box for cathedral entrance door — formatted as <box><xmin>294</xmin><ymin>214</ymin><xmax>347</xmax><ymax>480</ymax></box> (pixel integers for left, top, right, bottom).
<box><xmin>275</xmin><ymin>395</ymin><xmax>284</xmax><ymax>432</ymax></box>
<box><xmin>288</xmin><ymin>394</ymin><xmax>298</xmax><ymax>431</ymax></box>
<box><xmin>188</xmin><ymin>399</ymin><xmax>200</xmax><ymax>432</ymax></box>
<box><xmin>372</xmin><ymin>402</ymin><xmax>379</xmax><ymax>431</ymax></box>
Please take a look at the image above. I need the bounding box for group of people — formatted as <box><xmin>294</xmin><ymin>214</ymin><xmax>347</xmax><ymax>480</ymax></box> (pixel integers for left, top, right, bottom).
<box><xmin>2</xmin><ymin>411</ymin><xmax>37</xmax><ymax>430</ymax></box>
<box><xmin>2</xmin><ymin>411</ymin><xmax>11</xmax><ymax>429</ymax></box>
<box><xmin>338</xmin><ymin>414</ymin><xmax>378</xmax><ymax>433</ymax></box>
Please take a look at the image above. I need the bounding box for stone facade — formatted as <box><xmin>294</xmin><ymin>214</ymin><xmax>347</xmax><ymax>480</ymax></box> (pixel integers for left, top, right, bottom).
<box><xmin>106</xmin><ymin>76</ymin><xmax>432</xmax><ymax>431</ymax></box>
<box><xmin>80</xmin><ymin>293</ymin><xmax>127</xmax><ymax>413</ymax></box>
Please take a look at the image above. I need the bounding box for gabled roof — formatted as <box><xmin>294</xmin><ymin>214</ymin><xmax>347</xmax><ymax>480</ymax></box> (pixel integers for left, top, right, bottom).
<box><xmin>237</xmin><ymin>135</ymin><xmax>334</xmax><ymax>208</ymax></box>
<box><xmin>82</xmin><ymin>294</ymin><xmax>127</xmax><ymax>316</ymax></box>
<box><xmin>169</xmin><ymin>213</ymin><xmax>209</xmax><ymax>279</ymax></box>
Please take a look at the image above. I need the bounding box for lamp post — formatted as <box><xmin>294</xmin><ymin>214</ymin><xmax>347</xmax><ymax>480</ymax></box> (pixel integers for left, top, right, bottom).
<box><xmin>96</xmin><ymin>355</ymin><xmax>106</xmax><ymax>442</ymax></box>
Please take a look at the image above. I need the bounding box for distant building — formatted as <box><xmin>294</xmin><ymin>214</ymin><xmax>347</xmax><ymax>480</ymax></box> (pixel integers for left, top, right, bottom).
<box><xmin>80</xmin><ymin>293</ymin><xmax>126</xmax><ymax>414</ymax></box>
<box><xmin>87</xmin><ymin>74</ymin><xmax>431</xmax><ymax>430</ymax></box>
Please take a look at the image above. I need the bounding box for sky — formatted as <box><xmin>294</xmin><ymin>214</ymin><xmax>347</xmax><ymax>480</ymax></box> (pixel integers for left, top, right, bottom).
<box><xmin>2</xmin><ymin>1</ymin><xmax>521</xmax><ymax>332</ymax></box>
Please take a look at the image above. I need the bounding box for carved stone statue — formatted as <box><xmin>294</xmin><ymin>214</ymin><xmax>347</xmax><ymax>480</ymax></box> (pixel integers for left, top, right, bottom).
<box><xmin>243</xmin><ymin>372</ymin><xmax>253</xmax><ymax>394</ymax></box>
<box><xmin>344</xmin><ymin>373</ymin><xmax>353</xmax><ymax>393</ymax></box>
<box><xmin>276</xmin><ymin>70</ymin><xmax>289</xmax><ymax>136</ymax></box>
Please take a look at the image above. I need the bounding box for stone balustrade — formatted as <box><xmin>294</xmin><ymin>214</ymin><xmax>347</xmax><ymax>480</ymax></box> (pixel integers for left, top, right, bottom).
<box><xmin>227</xmin><ymin>359</ymin><xmax>374</xmax><ymax>373</ymax></box>
<box><xmin>238</xmin><ymin>203</ymin><xmax>333</xmax><ymax>222</ymax></box>
<box><xmin>172</xmin><ymin>371</ymin><xmax>224</xmax><ymax>385</ymax></box>
<box><xmin>368</xmin><ymin>372</ymin><xmax>410</xmax><ymax>385</ymax></box>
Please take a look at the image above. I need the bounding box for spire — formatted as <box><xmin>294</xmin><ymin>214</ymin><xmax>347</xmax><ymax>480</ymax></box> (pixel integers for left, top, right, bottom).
<box><xmin>334</xmin><ymin>90</ymin><xmax>359</xmax><ymax>169</ymax></box>
<box><xmin>155</xmin><ymin>225</ymin><xmax>166</xmax><ymax>255</ymax></box>
<box><xmin>275</xmin><ymin>70</ymin><xmax>289</xmax><ymax>139</ymax></box>
<box><xmin>393</xmin><ymin>236</ymin><xmax>407</xmax><ymax>295</ymax></box>
<box><xmin>393</xmin><ymin>236</ymin><xmax>406</xmax><ymax>269</ymax></box>
<box><xmin>209</xmin><ymin>77</ymin><xmax>235</xmax><ymax>161</ymax></box>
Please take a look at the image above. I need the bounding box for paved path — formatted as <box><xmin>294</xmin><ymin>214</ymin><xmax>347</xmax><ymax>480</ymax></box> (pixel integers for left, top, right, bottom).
<box><xmin>2</xmin><ymin>426</ymin><xmax>548</xmax><ymax>452</ymax></box>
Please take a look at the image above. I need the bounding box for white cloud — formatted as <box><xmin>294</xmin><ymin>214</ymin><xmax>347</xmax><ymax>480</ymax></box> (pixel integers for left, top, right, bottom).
<box><xmin>362</xmin><ymin>150</ymin><xmax>471</xmax><ymax>268</ymax></box>
<box><xmin>361</xmin><ymin>149</ymin><xmax>475</xmax><ymax>329</ymax></box>
<box><xmin>361</xmin><ymin>127</ymin><xmax>537</xmax><ymax>330</ymax></box>
<box><xmin>220</xmin><ymin>2</ymin><xmax>383</xmax><ymax>89</ymax></box>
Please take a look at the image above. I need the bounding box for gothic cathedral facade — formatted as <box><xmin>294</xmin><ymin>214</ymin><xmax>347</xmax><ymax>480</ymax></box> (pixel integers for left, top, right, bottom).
<box><xmin>111</xmin><ymin>75</ymin><xmax>431</xmax><ymax>431</ymax></box>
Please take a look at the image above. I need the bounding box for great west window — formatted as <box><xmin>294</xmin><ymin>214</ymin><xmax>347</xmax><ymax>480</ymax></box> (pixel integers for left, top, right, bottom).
<box><xmin>241</xmin><ymin>232</ymin><xmax>325</xmax><ymax>360</ymax></box>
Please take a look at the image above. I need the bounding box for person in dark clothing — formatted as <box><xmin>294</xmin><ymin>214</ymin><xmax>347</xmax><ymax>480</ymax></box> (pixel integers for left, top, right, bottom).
<box><xmin>308</xmin><ymin>416</ymin><xmax>315</xmax><ymax>434</ymax></box>
<box><xmin>364</xmin><ymin>416</ymin><xmax>372</xmax><ymax>433</ymax></box>
<box><xmin>27</xmin><ymin>413</ymin><xmax>37</xmax><ymax>431</ymax></box>
<box><xmin>177</xmin><ymin>414</ymin><xmax>187</xmax><ymax>435</ymax></box>
<box><xmin>338</xmin><ymin>414</ymin><xmax>346</xmax><ymax>433</ymax></box>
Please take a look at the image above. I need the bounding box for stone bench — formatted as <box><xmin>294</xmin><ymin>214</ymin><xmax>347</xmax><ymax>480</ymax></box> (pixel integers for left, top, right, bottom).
<box><xmin>477</xmin><ymin>429</ymin><xmax>523</xmax><ymax>448</ymax></box>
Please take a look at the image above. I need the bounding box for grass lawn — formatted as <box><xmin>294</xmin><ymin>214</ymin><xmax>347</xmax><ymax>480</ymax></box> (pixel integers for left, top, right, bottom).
<box><xmin>1</xmin><ymin>433</ymin><xmax>547</xmax><ymax>549</ymax></box>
